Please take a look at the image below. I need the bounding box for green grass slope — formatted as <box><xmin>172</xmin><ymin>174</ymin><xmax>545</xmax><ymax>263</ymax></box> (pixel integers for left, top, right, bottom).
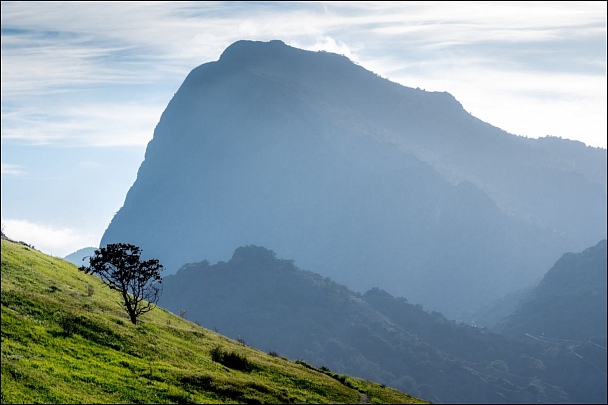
<box><xmin>0</xmin><ymin>239</ymin><xmax>426</xmax><ymax>404</ymax></box>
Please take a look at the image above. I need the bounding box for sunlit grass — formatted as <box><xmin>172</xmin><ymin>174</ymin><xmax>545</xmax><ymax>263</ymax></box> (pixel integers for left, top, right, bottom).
<box><xmin>1</xmin><ymin>239</ymin><xmax>427</xmax><ymax>404</ymax></box>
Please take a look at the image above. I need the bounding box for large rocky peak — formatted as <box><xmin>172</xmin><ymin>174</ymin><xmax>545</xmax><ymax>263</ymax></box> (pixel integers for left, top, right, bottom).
<box><xmin>101</xmin><ymin>40</ymin><xmax>606</xmax><ymax>318</ymax></box>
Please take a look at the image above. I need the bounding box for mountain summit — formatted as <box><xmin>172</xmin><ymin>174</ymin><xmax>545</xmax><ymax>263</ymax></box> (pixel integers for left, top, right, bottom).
<box><xmin>101</xmin><ymin>40</ymin><xmax>606</xmax><ymax>317</ymax></box>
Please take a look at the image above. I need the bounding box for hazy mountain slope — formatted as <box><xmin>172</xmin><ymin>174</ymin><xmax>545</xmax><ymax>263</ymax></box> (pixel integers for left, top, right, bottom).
<box><xmin>493</xmin><ymin>240</ymin><xmax>608</xmax><ymax>403</ymax></box>
<box><xmin>497</xmin><ymin>239</ymin><xmax>607</xmax><ymax>341</ymax></box>
<box><xmin>158</xmin><ymin>245</ymin><xmax>607</xmax><ymax>404</ymax></box>
<box><xmin>101</xmin><ymin>39</ymin><xmax>606</xmax><ymax>318</ymax></box>
<box><xmin>0</xmin><ymin>238</ymin><xmax>424</xmax><ymax>404</ymax></box>
<box><xmin>461</xmin><ymin>285</ymin><xmax>537</xmax><ymax>329</ymax></box>
<box><xmin>63</xmin><ymin>246</ymin><xmax>97</xmax><ymax>267</ymax></box>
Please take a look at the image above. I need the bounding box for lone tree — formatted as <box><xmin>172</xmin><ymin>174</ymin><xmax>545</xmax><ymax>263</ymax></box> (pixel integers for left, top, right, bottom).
<box><xmin>79</xmin><ymin>243</ymin><xmax>163</xmax><ymax>325</ymax></box>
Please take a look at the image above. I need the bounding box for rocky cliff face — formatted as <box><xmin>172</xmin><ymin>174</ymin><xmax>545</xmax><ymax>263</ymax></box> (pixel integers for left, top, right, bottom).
<box><xmin>101</xmin><ymin>40</ymin><xmax>607</xmax><ymax>318</ymax></box>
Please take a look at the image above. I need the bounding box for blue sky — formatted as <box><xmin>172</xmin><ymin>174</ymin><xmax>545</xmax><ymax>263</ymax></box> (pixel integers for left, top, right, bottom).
<box><xmin>1</xmin><ymin>1</ymin><xmax>606</xmax><ymax>257</ymax></box>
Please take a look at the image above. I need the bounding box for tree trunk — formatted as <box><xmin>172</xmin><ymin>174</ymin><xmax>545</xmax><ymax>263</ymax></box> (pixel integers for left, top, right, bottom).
<box><xmin>123</xmin><ymin>292</ymin><xmax>138</xmax><ymax>324</ymax></box>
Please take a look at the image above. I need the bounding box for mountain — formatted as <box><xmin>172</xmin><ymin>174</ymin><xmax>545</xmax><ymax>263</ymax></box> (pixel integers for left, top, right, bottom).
<box><xmin>462</xmin><ymin>285</ymin><xmax>536</xmax><ymax>329</ymax></box>
<box><xmin>63</xmin><ymin>246</ymin><xmax>98</xmax><ymax>267</ymax></box>
<box><xmin>0</xmin><ymin>238</ymin><xmax>424</xmax><ymax>404</ymax></box>
<box><xmin>158</xmin><ymin>245</ymin><xmax>607</xmax><ymax>404</ymax></box>
<box><xmin>100</xmin><ymin>39</ymin><xmax>607</xmax><ymax>318</ymax></box>
<box><xmin>497</xmin><ymin>239</ymin><xmax>607</xmax><ymax>341</ymax></box>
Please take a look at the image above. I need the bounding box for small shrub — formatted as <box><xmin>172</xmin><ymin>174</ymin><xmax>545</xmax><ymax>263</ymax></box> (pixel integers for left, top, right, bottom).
<box><xmin>329</xmin><ymin>373</ymin><xmax>356</xmax><ymax>389</ymax></box>
<box><xmin>210</xmin><ymin>345</ymin><xmax>223</xmax><ymax>362</ymax></box>
<box><xmin>295</xmin><ymin>359</ymin><xmax>313</xmax><ymax>370</ymax></box>
<box><xmin>57</xmin><ymin>312</ymin><xmax>78</xmax><ymax>336</ymax></box>
<box><xmin>54</xmin><ymin>312</ymin><xmax>125</xmax><ymax>351</ymax></box>
<box><xmin>268</xmin><ymin>350</ymin><xmax>279</xmax><ymax>357</ymax></box>
<box><xmin>209</xmin><ymin>345</ymin><xmax>253</xmax><ymax>371</ymax></box>
<box><xmin>180</xmin><ymin>374</ymin><xmax>213</xmax><ymax>389</ymax></box>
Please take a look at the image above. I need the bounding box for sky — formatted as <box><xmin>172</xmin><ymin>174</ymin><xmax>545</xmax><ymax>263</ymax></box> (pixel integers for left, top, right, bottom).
<box><xmin>1</xmin><ymin>1</ymin><xmax>606</xmax><ymax>258</ymax></box>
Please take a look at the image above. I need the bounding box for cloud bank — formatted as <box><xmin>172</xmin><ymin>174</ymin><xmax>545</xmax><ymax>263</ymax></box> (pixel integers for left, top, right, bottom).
<box><xmin>1</xmin><ymin>218</ymin><xmax>97</xmax><ymax>258</ymax></box>
<box><xmin>2</xmin><ymin>1</ymin><xmax>606</xmax><ymax>147</ymax></box>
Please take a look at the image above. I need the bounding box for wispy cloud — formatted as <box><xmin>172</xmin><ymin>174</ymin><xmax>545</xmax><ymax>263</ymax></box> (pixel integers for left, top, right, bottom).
<box><xmin>1</xmin><ymin>163</ymin><xmax>26</xmax><ymax>176</ymax></box>
<box><xmin>2</xmin><ymin>102</ymin><xmax>162</xmax><ymax>146</ymax></box>
<box><xmin>1</xmin><ymin>1</ymin><xmax>606</xmax><ymax>151</ymax></box>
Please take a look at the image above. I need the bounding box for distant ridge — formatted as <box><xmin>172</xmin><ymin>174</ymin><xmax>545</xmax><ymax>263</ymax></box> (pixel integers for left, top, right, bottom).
<box><xmin>497</xmin><ymin>239</ymin><xmax>607</xmax><ymax>341</ymax></box>
<box><xmin>158</xmin><ymin>244</ymin><xmax>607</xmax><ymax>404</ymax></box>
<box><xmin>101</xmin><ymin>39</ymin><xmax>606</xmax><ymax>318</ymax></box>
<box><xmin>64</xmin><ymin>246</ymin><xmax>98</xmax><ymax>267</ymax></box>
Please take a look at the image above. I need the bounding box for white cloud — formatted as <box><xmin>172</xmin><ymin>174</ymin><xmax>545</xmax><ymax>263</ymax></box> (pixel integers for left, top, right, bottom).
<box><xmin>4</xmin><ymin>2</ymin><xmax>600</xmax><ymax>75</ymax></box>
<box><xmin>1</xmin><ymin>218</ymin><xmax>97</xmax><ymax>258</ymax></box>
<box><xmin>384</xmin><ymin>63</ymin><xmax>607</xmax><ymax>146</ymax></box>
<box><xmin>1</xmin><ymin>102</ymin><xmax>162</xmax><ymax>147</ymax></box>
<box><xmin>1</xmin><ymin>163</ymin><xmax>25</xmax><ymax>176</ymax></box>
<box><xmin>2</xmin><ymin>1</ymin><xmax>604</xmax><ymax>148</ymax></box>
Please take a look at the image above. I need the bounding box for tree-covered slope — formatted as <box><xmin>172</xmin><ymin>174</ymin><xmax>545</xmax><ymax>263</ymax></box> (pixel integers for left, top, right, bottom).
<box><xmin>497</xmin><ymin>239</ymin><xmax>607</xmax><ymax>341</ymax></box>
<box><xmin>159</xmin><ymin>245</ymin><xmax>607</xmax><ymax>404</ymax></box>
<box><xmin>0</xmin><ymin>238</ymin><xmax>424</xmax><ymax>404</ymax></box>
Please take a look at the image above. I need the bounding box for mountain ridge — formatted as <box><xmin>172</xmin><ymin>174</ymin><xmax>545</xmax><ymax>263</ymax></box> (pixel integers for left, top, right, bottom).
<box><xmin>101</xmin><ymin>39</ymin><xmax>606</xmax><ymax>318</ymax></box>
<box><xmin>159</xmin><ymin>243</ymin><xmax>607</xmax><ymax>404</ymax></box>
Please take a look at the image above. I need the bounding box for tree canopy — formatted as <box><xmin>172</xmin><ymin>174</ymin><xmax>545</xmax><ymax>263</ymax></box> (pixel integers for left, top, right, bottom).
<box><xmin>79</xmin><ymin>243</ymin><xmax>163</xmax><ymax>324</ymax></box>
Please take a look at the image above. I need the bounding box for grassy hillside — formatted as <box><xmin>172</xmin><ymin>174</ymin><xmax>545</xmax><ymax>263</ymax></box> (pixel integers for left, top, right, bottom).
<box><xmin>0</xmin><ymin>238</ymin><xmax>426</xmax><ymax>404</ymax></box>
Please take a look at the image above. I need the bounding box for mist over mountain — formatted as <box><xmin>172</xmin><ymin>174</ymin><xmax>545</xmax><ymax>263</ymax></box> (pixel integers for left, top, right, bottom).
<box><xmin>101</xmin><ymin>39</ymin><xmax>607</xmax><ymax>317</ymax></box>
<box><xmin>158</xmin><ymin>245</ymin><xmax>607</xmax><ymax>404</ymax></box>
